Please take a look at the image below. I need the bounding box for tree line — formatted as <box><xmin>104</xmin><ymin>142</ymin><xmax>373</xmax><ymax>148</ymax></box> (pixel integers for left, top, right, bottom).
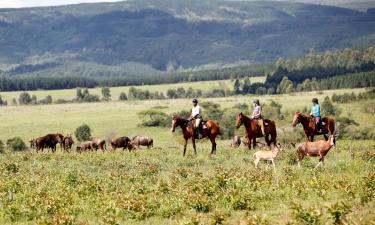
<box><xmin>0</xmin><ymin>64</ymin><xmax>266</xmax><ymax>92</ymax></box>
<box><xmin>266</xmin><ymin>45</ymin><xmax>375</xmax><ymax>85</ymax></box>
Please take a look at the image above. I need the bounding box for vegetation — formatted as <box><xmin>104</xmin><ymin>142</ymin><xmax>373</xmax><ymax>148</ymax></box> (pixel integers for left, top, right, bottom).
<box><xmin>0</xmin><ymin>87</ymin><xmax>374</xmax><ymax>223</ymax></box>
<box><xmin>74</xmin><ymin>124</ymin><xmax>92</xmax><ymax>142</ymax></box>
<box><xmin>266</xmin><ymin>46</ymin><xmax>375</xmax><ymax>84</ymax></box>
<box><xmin>0</xmin><ymin>1</ymin><xmax>374</xmax><ymax>85</ymax></box>
<box><xmin>6</xmin><ymin>137</ymin><xmax>27</xmax><ymax>152</ymax></box>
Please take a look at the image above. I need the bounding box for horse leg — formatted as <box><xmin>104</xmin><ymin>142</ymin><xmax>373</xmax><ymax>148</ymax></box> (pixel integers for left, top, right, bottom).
<box><xmin>310</xmin><ymin>135</ymin><xmax>314</xmax><ymax>142</ymax></box>
<box><xmin>183</xmin><ymin>138</ymin><xmax>188</xmax><ymax>157</ymax></box>
<box><xmin>209</xmin><ymin>136</ymin><xmax>217</xmax><ymax>155</ymax></box>
<box><xmin>265</xmin><ymin>134</ymin><xmax>270</xmax><ymax>147</ymax></box>
<box><xmin>192</xmin><ymin>138</ymin><xmax>197</xmax><ymax>155</ymax></box>
<box><xmin>252</xmin><ymin>137</ymin><xmax>256</xmax><ymax>149</ymax></box>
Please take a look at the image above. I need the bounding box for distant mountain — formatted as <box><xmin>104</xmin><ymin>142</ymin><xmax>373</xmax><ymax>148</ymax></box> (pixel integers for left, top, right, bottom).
<box><xmin>0</xmin><ymin>0</ymin><xmax>374</xmax><ymax>77</ymax></box>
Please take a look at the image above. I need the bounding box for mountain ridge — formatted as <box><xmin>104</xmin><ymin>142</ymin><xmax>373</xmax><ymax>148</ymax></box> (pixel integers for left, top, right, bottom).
<box><xmin>0</xmin><ymin>0</ymin><xmax>374</xmax><ymax>76</ymax></box>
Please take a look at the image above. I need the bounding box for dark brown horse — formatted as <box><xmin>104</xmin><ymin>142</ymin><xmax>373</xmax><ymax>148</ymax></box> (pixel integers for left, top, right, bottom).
<box><xmin>236</xmin><ymin>113</ymin><xmax>277</xmax><ymax>149</ymax></box>
<box><xmin>171</xmin><ymin>116</ymin><xmax>220</xmax><ymax>156</ymax></box>
<box><xmin>292</xmin><ymin>112</ymin><xmax>335</xmax><ymax>142</ymax></box>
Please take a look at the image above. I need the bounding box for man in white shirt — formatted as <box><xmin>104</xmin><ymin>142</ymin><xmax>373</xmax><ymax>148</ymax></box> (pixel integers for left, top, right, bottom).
<box><xmin>191</xmin><ymin>99</ymin><xmax>202</xmax><ymax>138</ymax></box>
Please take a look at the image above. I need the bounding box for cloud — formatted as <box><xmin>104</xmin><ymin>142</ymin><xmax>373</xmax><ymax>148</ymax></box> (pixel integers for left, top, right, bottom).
<box><xmin>0</xmin><ymin>0</ymin><xmax>123</xmax><ymax>9</ymax></box>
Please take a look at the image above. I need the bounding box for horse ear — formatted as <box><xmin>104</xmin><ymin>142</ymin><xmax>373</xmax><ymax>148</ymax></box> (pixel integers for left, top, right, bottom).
<box><xmin>240</xmin><ymin>112</ymin><xmax>243</xmax><ymax>115</ymax></box>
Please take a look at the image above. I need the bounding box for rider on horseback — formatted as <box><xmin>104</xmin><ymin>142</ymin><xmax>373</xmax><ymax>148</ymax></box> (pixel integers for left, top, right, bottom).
<box><xmin>190</xmin><ymin>99</ymin><xmax>202</xmax><ymax>139</ymax></box>
<box><xmin>252</xmin><ymin>99</ymin><xmax>265</xmax><ymax>136</ymax></box>
<box><xmin>310</xmin><ymin>97</ymin><xmax>322</xmax><ymax>132</ymax></box>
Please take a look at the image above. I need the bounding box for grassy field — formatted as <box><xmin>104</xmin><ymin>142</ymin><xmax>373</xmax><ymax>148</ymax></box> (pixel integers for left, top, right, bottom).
<box><xmin>0</xmin><ymin>77</ymin><xmax>266</xmax><ymax>102</ymax></box>
<box><xmin>0</xmin><ymin>87</ymin><xmax>374</xmax><ymax>224</ymax></box>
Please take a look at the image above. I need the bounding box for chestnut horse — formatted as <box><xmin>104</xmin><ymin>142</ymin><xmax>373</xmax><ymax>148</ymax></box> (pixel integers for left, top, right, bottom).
<box><xmin>171</xmin><ymin>116</ymin><xmax>220</xmax><ymax>156</ymax></box>
<box><xmin>236</xmin><ymin>112</ymin><xmax>277</xmax><ymax>149</ymax></box>
<box><xmin>292</xmin><ymin>112</ymin><xmax>335</xmax><ymax>142</ymax></box>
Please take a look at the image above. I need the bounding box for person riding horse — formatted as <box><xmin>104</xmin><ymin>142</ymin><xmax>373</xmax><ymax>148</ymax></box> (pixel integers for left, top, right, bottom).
<box><xmin>252</xmin><ymin>99</ymin><xmax>265</xmax><ymax>136</ymax></box>
<box><xmin>190</xmin><ymin>99</ymin><xmax>202</xmax><ymax>139</ymax></box>
<box><xmin>310</xmin><ymin>97</ymin><xmax>322</xmax><ymax>132</ymax></box>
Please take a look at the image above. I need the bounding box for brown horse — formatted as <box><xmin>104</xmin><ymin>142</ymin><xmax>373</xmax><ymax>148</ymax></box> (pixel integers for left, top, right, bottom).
<box><xmin>171</xmin><ymin>116</ymin><xmax>220</xmax><ymax>156</ymax></box>
<box><xmin>236</xmin><ymin>112</ymin><xmax>277</xmax><ymax>149</ymax></box>
<box><xmin>292</xmin><ymin>112</ymin><xmax>335</xmax><ymax>142</ymax></box>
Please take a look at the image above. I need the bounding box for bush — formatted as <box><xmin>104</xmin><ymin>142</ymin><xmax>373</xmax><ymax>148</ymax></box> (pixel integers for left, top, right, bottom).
<box><xmin>18</xmin><ymin>92</ymin><xmax>32</xmax><ymax>105</ymax></box>
<box><xmin>0</xmin><ymin>140</ymin><xmax>4</xmax><ymax>153</ymax></box>
<box><xmin>137</xmin><ymin>110</ymin><xmax>168</xmax><ymax>127</ymax></box>
<box><xmin>75</xmin><ymin>124</ymin><xmax>92</xmax><ymax>141</ymax></box>
<box><xmin>6</xmin><ymin>137</ymin><xmax>27</xmax><ymax>152</ymax></box>
<box><xmin>322</xmin><ymin>96</ymin><xmax>341</xmax><ymax>116</ymax></box>
<box><xmin>101</xmin><ymin>87</ymin><xmax>111</xmax><ymax>101</ymax></box>
<box><xmin>0</xmin><ymin>95</ymin><xmax>7</xmax><ymax>106</ymax></box>
<box><xmin>119</xmin><ymin>92</ymin><xmax>128</xmax><ymax>101</ymax></box>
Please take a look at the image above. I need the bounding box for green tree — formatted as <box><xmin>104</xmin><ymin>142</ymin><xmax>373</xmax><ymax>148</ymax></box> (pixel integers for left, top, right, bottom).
<box><xmin>19</xmin><ymin>92</ymin><xmax>32</xmax><ymax>105</ymax></box>
<box><xmin>101</xmin><ymin>87</ymin><xmax>111</xmax><ymax>101</ymax></box>
<box><xmin>233</xmin><ymin>78</ymin><xmax>241</xmax><ymax>95</ymax></box>
<box><xmin>75</xmin><ymin>124</ymin><xmax>92</xmax><ymax>142</ymax></box>
<box><xmin>242</xmin><ymin>77</ymin><xmax>251</xmax><ymax>94</ymax></box>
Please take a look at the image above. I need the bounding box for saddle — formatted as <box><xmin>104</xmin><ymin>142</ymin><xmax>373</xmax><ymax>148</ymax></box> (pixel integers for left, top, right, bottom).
<box><xmin>254</xmin><ymin>118</ymin><xmax>269</xmax><ymax>126</ymax></box>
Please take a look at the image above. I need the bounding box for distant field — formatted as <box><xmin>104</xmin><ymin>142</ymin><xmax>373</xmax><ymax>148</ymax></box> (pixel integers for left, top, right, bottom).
<box><xmin>0</xmin><ymin>87</ymin><xmax>370</xmax><ymax>142</ymax></box>
<box><xmin>0</xmin><ymin>77</ymin><xmax>266</xmax><ymax>102</ymax></box>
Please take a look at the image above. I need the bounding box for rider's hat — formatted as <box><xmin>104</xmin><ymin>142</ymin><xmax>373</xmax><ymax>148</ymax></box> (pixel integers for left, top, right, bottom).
<box><xmin>312</xmin><ymin>98</ymin><xmax>319</xmax><ymax>103</ymax></box>
<box><xmin>192</xmin><ymin>99</ymin><xmax>198</xmax><ymax>103</ymax></box>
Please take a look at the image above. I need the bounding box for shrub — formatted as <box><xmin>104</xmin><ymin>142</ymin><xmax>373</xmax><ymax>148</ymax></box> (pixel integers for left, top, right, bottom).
<box><xmin>6</xmin><ymin>137</ymin><xmax>27</xmax><ymax>152</ymax></box>
<box><xmin>326</xmin><ymin>202</ymin><xmax>351</xmax><ymax>225</ymax></box>
<box><xmin>291</xmin><ymin>203</ymin><xmax>322</xmax><ymax>225</ymax></box>
<box><xmin>119</xmin><ymin>92</ymin><xmax>128</xmax><ymax>101</ymax></box>
<box><xmin>18</xmin><ymin>92</ymin><xmax>32</xmax><ymax>105</ymax></box>
<box><xmin>137</xmin><ymin>110</ymin><xmax>168</xmax><ymax>127</ymax></box>
<box><xmin>75</xmin><ymin>124</ymin><xmax>92</xmax><ymax>141</ymax></box>
<box><xmin>0</xmin><ymin>140</ymin><xmax>4</xmax><ymax>153</ymax></box>
<box><xmin>0</xmin><ymin>95</ymin><xmax>7</xmax><ymax>106</ymax></box>
<box><xmin>322</xmin><ymin>96</ymin><xmax>341</xmax><ymax>116</ymax></box>
<box><xmin>101</xmin><ymin>87</ymin><xmax>111</xmax><ymax>101</ymax></box>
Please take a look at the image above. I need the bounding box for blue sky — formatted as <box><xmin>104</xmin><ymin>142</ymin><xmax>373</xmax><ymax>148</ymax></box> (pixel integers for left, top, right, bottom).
<box><xmin>0</xmin><ymin>0</ymin><xmax>123</xmax><ymax>8</ymax></box>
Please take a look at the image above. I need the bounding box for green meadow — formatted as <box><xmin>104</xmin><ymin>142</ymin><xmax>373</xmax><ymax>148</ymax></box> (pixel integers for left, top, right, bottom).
<box><xmin>0</xmin><ymin>85</ymin><xmax>374</xmax><ymax>224</ymax></box>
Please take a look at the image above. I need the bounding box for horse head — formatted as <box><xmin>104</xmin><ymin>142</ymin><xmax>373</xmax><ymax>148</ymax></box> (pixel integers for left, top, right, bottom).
<box><xmin>292</xmin><ymin>112</ymin><xmax>302</xmax><ymax>127</ymax></box>
<box><xmin>171</xmin><ymin>116</ymin><xmax>179</xmax><ymax>132</ymax></box>
<box><xmin>236</xmin><ymin>112</ymin><xmax>244</xmax><ymax>129</ymax></box>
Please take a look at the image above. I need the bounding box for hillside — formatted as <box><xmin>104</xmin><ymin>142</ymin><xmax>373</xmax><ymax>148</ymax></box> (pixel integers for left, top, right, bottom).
<box><xmin>0</xmin><ymin>0</ymin><xmax>375</xmax><ymax>77</ymax></box>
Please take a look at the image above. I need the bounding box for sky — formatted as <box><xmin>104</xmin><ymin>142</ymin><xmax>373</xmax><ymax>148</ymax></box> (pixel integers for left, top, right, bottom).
<box><xmin>0</xmin><ymin>0</ymin><xmax>123</xmax><ymax>8</ymax></box>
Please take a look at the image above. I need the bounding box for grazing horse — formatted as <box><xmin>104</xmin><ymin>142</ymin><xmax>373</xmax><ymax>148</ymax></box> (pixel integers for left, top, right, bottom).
<box><xmin>236</xmin><ymin>112</ymin><xmax>277</xmax><ymax>149</ymax></box>
<box><xmin>292</xmin><ymin>112</ymin><xmax>335</xmax><ymax>142</ymax></box>
<box><xmin>171</xmin><ymin>116</ymin><xmax>220</xmax><ymax>156</ymax></box>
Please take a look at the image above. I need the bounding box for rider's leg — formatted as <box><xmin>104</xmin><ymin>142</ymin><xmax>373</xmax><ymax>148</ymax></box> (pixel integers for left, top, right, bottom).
<box><xmin>258</xmin><ymin>119</ymin><xmax>265</xmax><ymax>136</ymax></box>
<box><xmin>195</xmin><ymin>118</ymin><xmax>202</xmax><ymax>138</ymax></box>
<box><xmin>315</xmin><ymin>117</ymin><xmax>321</xmax><ymax>132</ymax></box>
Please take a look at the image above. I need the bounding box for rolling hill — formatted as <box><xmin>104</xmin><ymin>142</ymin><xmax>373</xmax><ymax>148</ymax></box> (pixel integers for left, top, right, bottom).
<box><xmin>0</xmin><ymin>0</ymin><xmax>374</xmax><ymax>77</ymax></box>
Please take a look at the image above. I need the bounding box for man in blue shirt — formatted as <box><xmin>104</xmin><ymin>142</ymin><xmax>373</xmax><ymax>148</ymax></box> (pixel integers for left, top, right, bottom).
<box><xmin>310</xmin><ymin>97</ymin><xmax>321</xmax><ymax>132</ymax></box>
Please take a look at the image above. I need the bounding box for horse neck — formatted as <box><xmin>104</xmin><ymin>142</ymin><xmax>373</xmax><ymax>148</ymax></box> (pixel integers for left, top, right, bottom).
<box><xmin>242</xmin><ymin>115</ymin><xmax>253</xmax><ymax>129</ymax></box>
<box><xmin>299</xmin><ymin>115</ymin><xmax>312</xmax><ymax>129</ymax></box>
<box><xmin>177</xmin><ymin>118</ymin><xmax>189</xmax><ymax>132</ymax></box>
